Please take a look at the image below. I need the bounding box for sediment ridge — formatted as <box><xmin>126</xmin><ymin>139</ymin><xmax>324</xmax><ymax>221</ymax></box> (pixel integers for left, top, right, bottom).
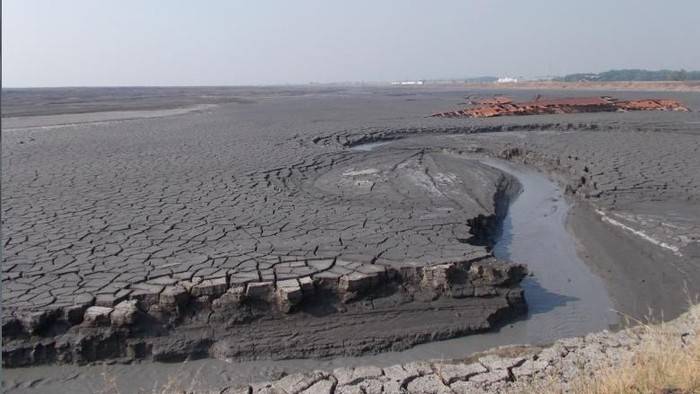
<box><xmin>229</xmin><ymin>304</ymin><xmax>699</xmax><ymax>394</ymax></box>
<box><xmin>2</xmin><ymin>255</ymin><xmax>527</xmax><ymax>367</ymax></box>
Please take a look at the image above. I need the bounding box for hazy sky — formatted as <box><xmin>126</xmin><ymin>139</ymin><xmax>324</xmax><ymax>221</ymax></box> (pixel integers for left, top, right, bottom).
<box><xmin>3</xmin><ymin>0</ymin><xmax>700</xmax><ymax>87</ymax></box>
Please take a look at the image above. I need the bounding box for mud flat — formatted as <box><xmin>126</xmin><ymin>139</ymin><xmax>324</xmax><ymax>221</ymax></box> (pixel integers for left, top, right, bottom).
<box><xmin>0</xmin><ymin>104</ymin><xmax>219</xmax><ymax>131</ymax></box>
<box><xmin>2</xmin><ymin>86</ymin><xmax>699</xmax><ymax>392</ymax></box>
<box><xmin>2</xmin><ymin>88</ymin><xmax>531</xmax><ymax>369</ymax></box>
<box><xmin>1</xmin><ymin>154</ymin><xmax>621</xmax><ymax>393</ymax></box>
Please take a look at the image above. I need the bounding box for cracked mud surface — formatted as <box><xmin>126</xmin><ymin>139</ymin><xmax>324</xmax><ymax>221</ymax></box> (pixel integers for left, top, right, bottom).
<box><xmin>2</xmin><ymin>86</ymin><xmax>699</xmax><ymax>385</ymax></box>
<box><xmin>1</xmin><ymin>157</ymin><xmax>620</xmax><ymax>393</ymax></box>
<box><xmin>2</xmin><ymin>88</ymin><xmax>525</xmax><ymax>317</ymax></box>
<box><xmin>2</xmin><ymin>87</ymin><xmax>529</xmax><ymax>367</ymax></box>
<box><xmin>2</xmin><ymin>120</ymin><xmax>516</xmax><ymax>313</ymax></box>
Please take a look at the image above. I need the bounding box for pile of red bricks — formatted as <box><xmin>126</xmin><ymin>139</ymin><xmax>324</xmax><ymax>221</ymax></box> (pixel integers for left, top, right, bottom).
<box><xmin>431</xmin><ymin>96</ymin><xmax>689</xmax><ymax>118</ymax></box>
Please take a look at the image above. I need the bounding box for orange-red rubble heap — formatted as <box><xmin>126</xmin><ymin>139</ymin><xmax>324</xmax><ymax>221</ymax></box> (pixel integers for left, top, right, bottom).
<box><xmin>431</xmin><ymin>96</ymin><xmax>690</xmax><ymax>118</ymax></box>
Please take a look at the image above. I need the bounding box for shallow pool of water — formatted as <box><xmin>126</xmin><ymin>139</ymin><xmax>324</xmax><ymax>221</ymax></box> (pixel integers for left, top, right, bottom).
<box><xmin>349</xmin><ymin>141</ymin><xmax>390</xmax><ymax>152</ymax></box>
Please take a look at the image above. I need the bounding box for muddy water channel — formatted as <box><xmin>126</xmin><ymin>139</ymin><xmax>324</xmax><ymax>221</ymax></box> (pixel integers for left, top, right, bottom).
<box><xmin>484</xmin><ymin>159</ymin><xmax>618</xmax><ymax>336</ymax></box>
<box><xmin>3</xmin><ymin>153</ymin><xmax>618</xmax><ymax>394</ymax></box>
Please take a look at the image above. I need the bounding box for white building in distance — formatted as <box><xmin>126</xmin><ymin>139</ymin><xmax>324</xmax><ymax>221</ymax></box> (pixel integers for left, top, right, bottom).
<box><xmin>391</xmin><ymin>80</ymin><xmax>425</xmax><ymax>85</ymax></box>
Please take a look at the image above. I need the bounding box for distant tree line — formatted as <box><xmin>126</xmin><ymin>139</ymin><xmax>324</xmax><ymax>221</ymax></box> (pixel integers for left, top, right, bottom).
<box><xmin>556</xmin><ymin>69</ymin><xmax>700</xmax><ymax>82</ymax></box>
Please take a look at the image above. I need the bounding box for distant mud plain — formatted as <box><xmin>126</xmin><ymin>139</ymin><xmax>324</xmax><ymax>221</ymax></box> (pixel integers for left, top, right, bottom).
<box><xmin>2</xmin><ymin>86</ymin><xmax>699</xmax><ymax>392</ymax></box>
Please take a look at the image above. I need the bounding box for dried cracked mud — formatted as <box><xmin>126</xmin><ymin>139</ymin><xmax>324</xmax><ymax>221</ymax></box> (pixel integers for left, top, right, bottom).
<box><xmin>2</xmin><ymin>86</ymin><xmax>699</xmax><ymax>392</ymax></box>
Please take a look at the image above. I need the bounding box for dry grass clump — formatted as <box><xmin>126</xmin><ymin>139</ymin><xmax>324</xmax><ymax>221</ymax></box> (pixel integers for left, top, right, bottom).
<box><xmin>546</xmin><ymin>307</ymin><xmax>700</xmax><ymax>394</ymax></box>
<box><xmin>572</xmin><ymin>335</ymin><xmax>700</xmax><ymax>394</ymax></box>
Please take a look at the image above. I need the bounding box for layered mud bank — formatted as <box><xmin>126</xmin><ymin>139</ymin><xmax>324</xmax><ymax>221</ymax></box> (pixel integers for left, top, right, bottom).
<box><xmin>2</xmin><ymin>146</ymin><xmax>530</xmax><ymax>368</ymax></box>
<box><xmin>2</xmin><ymin>256</ymin><xmax>527</xmax><ymax>368</ymax></box>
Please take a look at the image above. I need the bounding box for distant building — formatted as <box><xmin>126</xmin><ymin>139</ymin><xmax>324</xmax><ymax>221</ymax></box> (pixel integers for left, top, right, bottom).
<box><xmin>391</xmin><ymin>80</ymin><xmax>425</xmax><ymax>85</ymax></box>
<box><xmin>496</xmin><ymin>77</ymin><xmax>518</xmax><ymax>83</ymax></box>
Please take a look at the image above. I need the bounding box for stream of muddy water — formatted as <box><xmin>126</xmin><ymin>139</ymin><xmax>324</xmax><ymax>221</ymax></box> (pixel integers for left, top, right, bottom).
<box><xmin>3</xmin><ymin>149</ymin><xmax>618</xmax><ymax>394</ymax></box>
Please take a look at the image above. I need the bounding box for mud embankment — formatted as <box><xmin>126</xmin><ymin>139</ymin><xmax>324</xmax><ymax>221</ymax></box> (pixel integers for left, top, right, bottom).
<box><xmin>3</xmin><ymin>186</ymin><xmax>527</xmax><ymax>369</ymax></box>
<box><xmin>3</xmin><ymin>125</ymin><xmax>536</xmax><ymax>369</ymax></box>
<box><xmin>229</xmin><ymin>304</ymin><xmax>699</xmax><ymax>394</ymax></box>
<box><xmin>312</xmin><ymin>122</ymin><xmax>602</xmax><ymax>149</ymax></box>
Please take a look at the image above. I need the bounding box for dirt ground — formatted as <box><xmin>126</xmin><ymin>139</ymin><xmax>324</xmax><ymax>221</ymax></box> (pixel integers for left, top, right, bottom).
<box><xmin>2</xmin><ymin>85</ymin><xmax>698</xmax><ymax>392</ymax></box>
